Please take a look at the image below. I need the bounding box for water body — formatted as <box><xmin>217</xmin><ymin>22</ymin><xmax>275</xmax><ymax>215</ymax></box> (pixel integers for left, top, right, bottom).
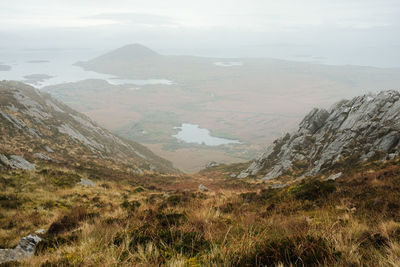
<box><xmin>214</xmin><ymin>61</ymin><xmax>243</xmax><ymax>67</ymax></box>
<box><xmin>0</xmin><ymin>49</ymin><xmax>173</xmax><ymax>88</ymax></box>
<box><xmin>173</xmin><ymin>123</ymin><xmax>240</xmax><ymax>146</ymax></box>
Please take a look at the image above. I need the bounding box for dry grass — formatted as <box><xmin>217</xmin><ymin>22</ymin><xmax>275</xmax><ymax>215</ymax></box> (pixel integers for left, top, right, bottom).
<box><xmin>0</xmin><ymin>158</ymin><xmax>399</xmax><ymax>266</ymax></box>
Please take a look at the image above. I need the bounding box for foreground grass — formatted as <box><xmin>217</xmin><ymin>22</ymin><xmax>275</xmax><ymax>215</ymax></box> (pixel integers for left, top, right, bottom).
<box><xmin>0</xmin><ymin>159</ymin><xmax>400</xmax><ymax>266</ymax></box>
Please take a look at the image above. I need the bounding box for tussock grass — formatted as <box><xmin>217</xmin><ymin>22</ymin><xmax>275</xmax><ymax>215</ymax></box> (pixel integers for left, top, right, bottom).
<box><xmin>0</xmin><ymin>158</ymin><xmax>399</xmax><ymax>266</ymax></box>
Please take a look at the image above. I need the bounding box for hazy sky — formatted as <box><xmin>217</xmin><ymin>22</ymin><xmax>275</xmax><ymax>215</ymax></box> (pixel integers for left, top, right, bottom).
<box><xmin>1</xmin><ymin>0</ymin><xmax>400</xmax><ymax>66</ymax></box>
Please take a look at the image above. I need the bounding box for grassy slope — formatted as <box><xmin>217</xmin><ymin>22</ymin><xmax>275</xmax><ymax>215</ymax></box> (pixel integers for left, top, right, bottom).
<box><xmin>1</xmin><ymin>157</ymin><xmax>400</xmax><ymax>266</ymax></box>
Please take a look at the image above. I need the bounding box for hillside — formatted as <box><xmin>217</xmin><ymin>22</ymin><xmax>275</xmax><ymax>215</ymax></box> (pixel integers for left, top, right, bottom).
<box><xmin>91</xmin><ymin>44</ymin><xmax>161</xmax><ymax>61</ymax></box>
<box><xmin>76</xmin><ymin>44</ymin><xmax>162</xmax><ymax>75</ymax></box>
<box><xmin>47</xmin><ymin>44</ymin><xmax>400</xmax><ymax>172</ymax></box>
<box><xmin>0</xmin><ymin>81</ymin><xmax>177</xmax><ymax>174</ymax></box>
<box><xmin>1</xmin><ymin>143</ymin><xmax>400</xmax><ymax>266</ymax></box>
<box><xmin>0</xmin><ymin>87</ymin><xmax>400</xmax><ymax>266</ymax></box>
<box><xmin>75</xmin><ymin>44</ymin><xmax>217</xmax><ymax>80</ymax></box>
<box><xmin>238</xmin><ymin>90</ymin><xmax>400</xmax><ymax>180</ymax></box>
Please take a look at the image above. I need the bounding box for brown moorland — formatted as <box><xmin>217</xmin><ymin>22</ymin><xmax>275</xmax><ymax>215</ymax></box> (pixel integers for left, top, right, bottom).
<box><xmin>1</xmin><ymin>155</ymin><xmax>399</xmax><ymax>266</ymax></box>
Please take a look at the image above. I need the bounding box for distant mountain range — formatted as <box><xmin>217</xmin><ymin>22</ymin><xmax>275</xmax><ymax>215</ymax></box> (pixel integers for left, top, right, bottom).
<box><xmin>0</xmin><ymin>81</ymin><xmax>177</xmax><ymax>174</ymax></box>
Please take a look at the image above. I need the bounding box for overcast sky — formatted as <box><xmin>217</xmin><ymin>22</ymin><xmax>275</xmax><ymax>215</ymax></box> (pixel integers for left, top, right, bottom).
<box><xmin>1</xmin><ymin>0</ymin><xmax>400</xmax><ymax>66</ymax></box>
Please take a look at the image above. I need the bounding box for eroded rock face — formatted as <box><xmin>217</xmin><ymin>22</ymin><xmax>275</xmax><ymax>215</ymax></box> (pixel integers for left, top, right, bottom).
<box><xmin>239</xmin><ymin>90</ymin><xmax>400</xmax><ymax>180</ymax></box>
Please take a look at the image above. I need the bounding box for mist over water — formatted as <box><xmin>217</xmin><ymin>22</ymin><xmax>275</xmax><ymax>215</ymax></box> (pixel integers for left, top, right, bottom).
<box><xmin>0</xmin><ymin>48</ymin><xmax>173</xmax><ymax>87</ymax></box>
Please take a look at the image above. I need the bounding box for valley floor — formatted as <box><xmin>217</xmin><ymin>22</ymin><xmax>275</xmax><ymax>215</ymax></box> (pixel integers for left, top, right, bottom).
<box><xmin>1</xmin><ymin>158</ymin><xmax>400</xmax><ymax>266</ymax></box>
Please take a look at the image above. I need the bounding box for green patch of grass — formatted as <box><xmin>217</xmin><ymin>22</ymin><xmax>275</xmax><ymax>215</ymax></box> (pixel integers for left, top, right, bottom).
<box><xmin>39</xmin><ymin>169</ymin><xmax>81</xmax><ymax>188</ymax></box>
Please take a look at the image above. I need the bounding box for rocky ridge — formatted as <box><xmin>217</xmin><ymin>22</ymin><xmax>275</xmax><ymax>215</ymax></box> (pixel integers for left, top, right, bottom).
<box><xmin>239</xmin><ymin>90</ymin><xmax>400</xmax><ymax>180</ymax></box>
<box><xmin>0</xmin><ymin>81</ymin><xmax>177</xmax><ymax>173</ymax></box>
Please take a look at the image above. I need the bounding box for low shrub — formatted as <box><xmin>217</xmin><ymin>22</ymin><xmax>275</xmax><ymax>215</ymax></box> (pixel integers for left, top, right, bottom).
<box><xmin>235</xmin><ymin>234</ymin><xmax>340</xmax><ymax>267</ymax></box>
<box><xmin>165</xmin><ymin>194</ymin><xmax>190</xmax><ymax>206</ymax></box>
<box><xmin>121</xmin><ymin>200</ymin><xmax>141</xmax><ymax>212</ymax></box>
<box><xmin>0</xmin><ymin>194</ymin><xmax>22</xmax><ymax>209</ymax></box>
<box><xmin>47</xmin><ymin>206</ymin><xmax>90</xmax><ymax>235</ymax></box>
<box><xmin>288</xmin><ymin>180</ymin><xmax>336</xmax><ymax>201</ymax></box>
<box><xmin>155</xmin><ymin>213</ymin><xmax>187</xmax><ymax>227</ymax></box>
<box><xmin>132</xmin><ymin>187</ymin><xmax>145</xmax><ymax>193</ymax></box>
<box><xmin>358</xmin><ymin>232</ymin><xmax>390</xmax><ymax>250</ymax></box>
<box><xmin>35</xmin><ymin>234</ymin><xmax>79</xmax><ymax>255</ymax></box>
<box><xmin>219</xmin><ymin>202</ymin><xmax>235</xmax><ymax>213</ymax></box>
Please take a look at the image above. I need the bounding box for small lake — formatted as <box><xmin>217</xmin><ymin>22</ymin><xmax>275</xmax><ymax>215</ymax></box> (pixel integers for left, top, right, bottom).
<box><xmin>173</xmin><ymin>123</ymin><xmax>240</xmax><ymax>146</ymax></box>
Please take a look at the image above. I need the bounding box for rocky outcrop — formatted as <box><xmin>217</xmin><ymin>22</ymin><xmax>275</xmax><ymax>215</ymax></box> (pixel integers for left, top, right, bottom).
<box><xmin>0</xmin><ymin>154</ymin><xmax>35</xmax><ymax>170</ymax></box>
<box><xmin>33</xmin><ymin>153</ymin><xmax>53</xmax><ymax>161</ymax></box>
<box><xmin>205</xmin><ymin>161</ymin><xmax>220</xmax><ymax>169</ymax></box>
<box><xmin>239</xmin><ymin>90</ymin><xmax>400</xmax><ymax>180</ymax></box>
<box><xmin>0</xmin><ymin>234</ymin><xmax>42</xmax><ymax>263</ymax></box>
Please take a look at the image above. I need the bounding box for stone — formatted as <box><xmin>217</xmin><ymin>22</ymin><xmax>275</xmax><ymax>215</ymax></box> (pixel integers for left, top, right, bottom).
<box><xmin>198</xmin><ymin>184</ymin><xmax>209</xmax><ymax>191</ymax></box>
<box><xmin>0</xmin><ymin>154</ymin><xmax>35</xmax><ymax>170</ymax></box>
<box><xmin>270</xmin><ymin>183</ymin><xmax>287</xmax><ymax>189</ymax></box>
<box><xmin>326</xmin><ymin>172</ymin><xmax>343</xmax><ymax>181</ymax></box>
<box><xmin>35</xmin><ymin>229</ymin><xmax>46</xmax><ymax>235</ymax></box>
<box><xmin>205</xmin><ymin>161</ymin><xmax>220</xmax><ymax>168</ymax></box>
<box><xmin>44</xmin><ymin>146</ymin><xmax>54</xmax><ymax>153</ymax></box>
<box><xmin>237</xmin><ymin>172</ymin><xmax>249</xmax><ymax>178</ymax></box>
<box><xmin>78</xmin><ymin>178</ymin><xmax>95</xmax><ymax>187</ymax></box>
<box><xmin>0</xmin><ymin>234</ymin><xmax>42</xmax><ymax>264</ymax></box>
<box><xmin>131</xmin><ymin>168</ymin><xmax>144</xmax><ymax>175</ymax></box>
<box><xmin>33</xmin><ymin>153</ymin><xmax>53</xmax><ymax>161</ymax></box>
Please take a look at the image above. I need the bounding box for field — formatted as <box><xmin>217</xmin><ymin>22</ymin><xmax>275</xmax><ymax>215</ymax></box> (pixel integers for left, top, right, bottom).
<box><xmin>1</xmin><ymin>156</ymin><xmax>400</xmax><ymax>266</ymax></box>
